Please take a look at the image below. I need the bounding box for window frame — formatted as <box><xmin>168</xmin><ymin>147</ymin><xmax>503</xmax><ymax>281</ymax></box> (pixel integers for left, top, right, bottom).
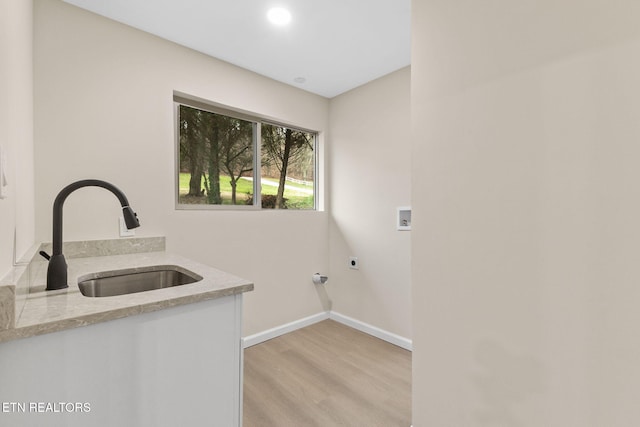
<box><xmin>174</xmin><ymin>94</ymin><xmax>318</xmax><ymax>211</ymax></box>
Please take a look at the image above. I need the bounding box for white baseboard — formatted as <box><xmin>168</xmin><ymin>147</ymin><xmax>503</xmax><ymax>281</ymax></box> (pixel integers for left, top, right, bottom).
<box><xmin>243</xmin><ymin>310</ymin><xmax>412</xmax><ymax>351</ymax></box>
<box><xmin>329</xmin><ymin>311</ymin><xmax>413</xmax><ymax>351</ymax></box>
<box><xmin>242</xmin><ymin>312</ymin><xmax>329</xmax><ymax>348</ymax></box>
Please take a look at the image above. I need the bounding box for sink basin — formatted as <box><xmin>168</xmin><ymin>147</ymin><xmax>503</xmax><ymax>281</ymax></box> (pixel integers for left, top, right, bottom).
<box><xmin>78</xmin><ymin>265</ymin><xmax>203</xmax><ymax>297</ymax></box>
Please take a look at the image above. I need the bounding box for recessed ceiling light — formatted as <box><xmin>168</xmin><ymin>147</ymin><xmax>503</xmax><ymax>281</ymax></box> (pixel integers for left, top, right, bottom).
<box><xmin>293</xmin><ymin>77</ymin><xmax>306</xmax><ymax>84</ymax></box>
<box><xmin>267</xmin><ymin>7</ymin><xmax>291</xmax><ymax>26</ymax></box>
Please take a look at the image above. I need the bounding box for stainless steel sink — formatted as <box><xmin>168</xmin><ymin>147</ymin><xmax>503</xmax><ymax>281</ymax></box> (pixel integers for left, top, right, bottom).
<box><xmin>78</xmin><ymin>265</ymin><xmax>203</xmax><ymax>297</ymax></box>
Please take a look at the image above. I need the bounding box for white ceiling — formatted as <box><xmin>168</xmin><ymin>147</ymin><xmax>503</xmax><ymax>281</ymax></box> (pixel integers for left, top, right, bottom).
<box><xmin>62</xmin><ymin>0</ymin><xmax>411</xmax><ymax>98</ymax></box>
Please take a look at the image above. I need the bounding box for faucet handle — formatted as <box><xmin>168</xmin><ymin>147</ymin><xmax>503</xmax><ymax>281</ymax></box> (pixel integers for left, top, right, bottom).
<box><xmin>39</xmin><ymin>251</ymin><xmax>51</xmax><ymax>261</ymax></box>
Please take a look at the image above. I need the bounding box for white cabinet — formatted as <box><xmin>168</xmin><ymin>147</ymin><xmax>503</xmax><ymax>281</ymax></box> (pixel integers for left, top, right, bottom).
<box><xmin>0</xmin><ymin>294</ymin><xmax>243</xmax><ymax>427</ymax></box>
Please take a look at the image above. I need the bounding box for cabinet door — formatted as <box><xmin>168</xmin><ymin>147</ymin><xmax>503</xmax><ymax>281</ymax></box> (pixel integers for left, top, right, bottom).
<box><xmin>0</xmin><ymin>294</ymin><xmax>243</xmax><ymax>427</ymax></box>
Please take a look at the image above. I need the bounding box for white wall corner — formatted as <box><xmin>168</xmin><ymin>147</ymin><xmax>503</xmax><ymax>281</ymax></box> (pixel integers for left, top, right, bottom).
<box><xmin>242</xmin><ymin>311</ymin><xmax>413</xmax><ymax>351</ymax></box>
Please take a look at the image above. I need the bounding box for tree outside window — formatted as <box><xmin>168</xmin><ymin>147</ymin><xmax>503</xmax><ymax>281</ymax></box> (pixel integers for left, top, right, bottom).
<box><xmin>177</xmin><ymin>101</ymin><xmax>316</xmax><ymax>210</ymax></box>
<box><xmin>261</xmin><ymin>123</ymin><xmax>315</xmax><ymax>209</ymax></box>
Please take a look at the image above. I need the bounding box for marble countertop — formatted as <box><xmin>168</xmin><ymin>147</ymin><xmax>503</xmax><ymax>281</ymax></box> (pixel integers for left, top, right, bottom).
<box><xmin>0</xmin><ymin>250</ymin><xmax>253</xmax><ymax>343</ymax></box>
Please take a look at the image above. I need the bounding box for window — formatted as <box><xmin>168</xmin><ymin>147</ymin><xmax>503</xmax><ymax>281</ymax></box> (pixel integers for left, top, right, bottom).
<box><xmin>261</xmin><ymin>123</ymin><xmax>315</xmax><ymax>209</ymax></box>
<box><xmin>175</xmin><ymin>96</ymin><xmax>317</xmax><ymax>210</ymax></box>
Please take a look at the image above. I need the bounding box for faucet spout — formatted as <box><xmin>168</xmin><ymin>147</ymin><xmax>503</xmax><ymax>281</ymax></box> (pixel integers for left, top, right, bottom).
<box><xmin>46</xmin><ymin>179</ymin><xmax>140</xmax><ymax>291</ymax></box>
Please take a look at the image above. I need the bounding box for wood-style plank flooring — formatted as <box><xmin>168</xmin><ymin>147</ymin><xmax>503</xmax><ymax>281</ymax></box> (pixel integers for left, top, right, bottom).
<box><xmin>243</xmin><ymin>320</ymin><xmax>411</xmax><ymax>427</ymax></box>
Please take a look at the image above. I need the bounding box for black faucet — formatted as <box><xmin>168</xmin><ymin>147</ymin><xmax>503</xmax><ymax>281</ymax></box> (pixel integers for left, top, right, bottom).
<box><xmin>46</xmin><ymin>179</ymin><xmax>140</xmax><ymax>291</ymax></box>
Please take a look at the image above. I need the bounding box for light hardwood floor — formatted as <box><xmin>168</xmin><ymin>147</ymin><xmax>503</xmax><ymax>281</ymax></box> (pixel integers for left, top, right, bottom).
<box><xmin>243</xmin><ymin>320</ymin><xmax>412</xmax><ymax>426</ymax></box>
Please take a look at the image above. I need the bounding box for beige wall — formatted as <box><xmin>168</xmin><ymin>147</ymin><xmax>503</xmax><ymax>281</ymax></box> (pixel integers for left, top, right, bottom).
<box><xmin>34</xmin><ymin>0</ymin><xmax>330</xmax><ymax>336</ymax></box>
<box><xmin>328</xmin><ymin>68</ymin><xmax>412</xmax><ymax>339</ymax></box>
<box><xmin>412</xmin><ymin>0</ymin><xmax>640</xmax><ymax>425</ymax></box>
<box><xmin>0</xmin><ymin>0</ymin><xmax>35</xmax><ymax>278</ymax></box>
